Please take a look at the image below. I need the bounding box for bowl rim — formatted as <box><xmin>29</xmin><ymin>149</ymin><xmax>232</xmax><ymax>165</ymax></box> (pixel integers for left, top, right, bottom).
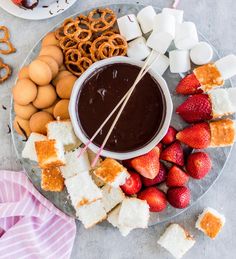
<box><xmin>69</xmin><ymin>56</ymin><xmax>173</xmax><ymax>160</ymax></box>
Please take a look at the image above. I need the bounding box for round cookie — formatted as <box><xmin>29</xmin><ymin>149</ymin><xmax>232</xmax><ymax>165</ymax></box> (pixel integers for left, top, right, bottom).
<box><xmin>43</xmin><ymin>99</ymin><xmax>60</xmax><ymax>115</ymax></box>
<box><xmin>12</xmin><ymin>79</ymin><xmax>37</xmax><ymax>106</ymax></box>
<box><xmin>18</xmin><ymin>66</ymin><xmax>29</xmax><ymax>79</ymax></box>
<box><xmin>42</xmin><ymin>32</ymin><xmax>59</xmax><ymax>47</ymax></box>
<box><xmin>14</xmin><ymin>116</ymin><xmax>31</xmax><ymax>137</ymax></box>
<box><xmin>53</xmin><ymin>99</ymin><xmax>70</xmax><ymax>120</ymax></box>
<box><xmin>30</xmin><ymin>111</ymin><xmax>54</xmax><ymax>135</ymax></box>
<box><xmin>14</xmin><ymin>103</ymin><xmax>38</xmax><ymax>120</ymax></box>
<box><xmin>56</xmin><ymin>75</ymin><xmax>77</xmax><ymax>99</ymax></box>
<box><xmin>33</xmin><ymin>84</ymin><xmax>57</xmax><ymax>109</ymax></box>
<box><xmin>52</xmin><ymin>71</ymin><xmax>72</xmax><ymax>86</ymax></box>
<box><xmin>39</xmin><ymin>46</ymin><xmax>63</xmax><ymax>67</ymax></box>
<box><xmin>29</xmin><ymin>60</ymin><xmax>52</xmax><ymax>86</ymax></box>
<box><xmin>38</xmin><ymin>55</ymin><xmax>59</xmax><ymax>79</ymax></box>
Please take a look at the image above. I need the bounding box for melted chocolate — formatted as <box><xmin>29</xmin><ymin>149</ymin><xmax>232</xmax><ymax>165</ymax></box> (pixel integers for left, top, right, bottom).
<box><xmin>77</xmin><ymin>63</ymin><xmax>165</xmax><ymax>152</ymax></box>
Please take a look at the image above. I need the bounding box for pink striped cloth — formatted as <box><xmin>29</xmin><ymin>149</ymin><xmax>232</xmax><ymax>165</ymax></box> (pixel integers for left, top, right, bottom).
<box><xmin>0</xmin><ymin>170</ymin><xmax>76</xmax><ymax>259</ymax></box>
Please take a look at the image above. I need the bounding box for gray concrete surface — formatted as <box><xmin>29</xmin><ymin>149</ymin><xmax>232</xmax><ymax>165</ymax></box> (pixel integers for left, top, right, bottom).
<box><xmin>0</xmin><ymin>0</ymin><xmax>235</xmax><ymax>258</ymax></box>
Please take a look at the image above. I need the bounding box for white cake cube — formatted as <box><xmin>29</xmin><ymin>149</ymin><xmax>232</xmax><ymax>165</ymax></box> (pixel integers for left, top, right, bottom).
<box><xmin>107</xmin><ymin>205</ymin><xmax>133</xmax><ymax>237</ymax></box>
<box><xmin>65</xmin><ymin>171</ymin><xmax>102</xmax><ymax>208</ymax></box>
<box><xmin>47</xmin><ymin>120</ymin><xmax>78</xmax><ymax>146</ymax></box>
<box><xmin>60</xmin><ymin>148</ymin><xmax>91</xmax><ymax>179</ymax></box>
<box><xmin>22</xmin><ymin>133</ymin><xmax>47</xmax><ymax>162</ymax></box>
<box><xmin>157</xmin><ymin>224</ymin><xmax>195</xmax><ymax>259</ymax></box>
<box><xmin>76</xmin><ymin>200</ymin><xmax>107</xmax><ymax>229</ymax></box>
<box><xmin>101</xmin><ymin>185</ymin><xmax>125</xmax><ymax>213</ymax></box>
<box><xmin>118</xmin><ymin>198</ymin><xmax>150</xmax><ymax>229</ymax></box>
<box><xmin>215</xmin><ymin>54</ymin><xmax>236</xmax><ymax>80</ymax></box>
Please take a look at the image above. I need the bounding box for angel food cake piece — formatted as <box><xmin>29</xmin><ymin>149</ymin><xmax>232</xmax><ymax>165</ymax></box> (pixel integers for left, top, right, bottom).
<box><xmin>65</xmin><ymin>171</ymin><xmax>102</xmax><ymax>208</ymax></box>
<box><xmin>101</xmin><ymin>185</ymin><xmax>125</xmax><ymax>213</ymax></box>
<box><xmin>196</xmin><ymin>208</ymin><xmax>225</xmax><ymax>239</ymax></box>
<box><xmin>35</xmin><ymin>139</ymin><xmax>65</xmax><ymax>169</ymax></box>
<box><xmin>22</xmin><ymin>133</ymin><xmax>47</xmax><ymax>162</ymax></box>
<box><xmin>47</xmin><ymin>120</ymin><xmax>78</xmax><ymax>147</ymax></box>
<box><xmin>157</xmin><ymin>224</ymin><xmax>195</xmax><ymax>259</ymax></box>
<box><xmin>94</xmin><ymin>158</ymin><xmax>130</xmax><ymax>188</ymax></box>
<box><xmin>60</xmin><ymin>148</ymin><xmax>91</xmax><ymax>179</ymax></box>
<box><xmin>41</xmin><ymin>167</ymin><xmax>64</xmax><ymax>192</ymax></box>
<box><xmin>76</xmin><ymin>200</ymin><xmax>107</xmax><ymax>229</ymax></box>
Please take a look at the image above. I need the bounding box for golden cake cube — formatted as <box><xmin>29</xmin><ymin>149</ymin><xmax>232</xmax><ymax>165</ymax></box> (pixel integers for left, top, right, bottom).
<box><xmin>35</xmin><ymin>139</ymin><xmax>66</xmax><ymax>169</ymax></box>
<box><xmin>196</xmin><ymin>208</ymin><xmax>225</xmax><ymax>239</ymax></box>
<box><xmin>94</xmin><ymin>158</ymin><xmax>130</xmax><ymax>188</ymax></box>
<box><xmin>209</xmin><ymin>119</ymin><xmax>235</xmax><ymax>147</ymax></box>
<box><xmin>41</xmin><ymin>167</ymin><xmax>64</xmax><ymax>192</ymax></box>
<box><xmin>193</xmin><ymin>63</ymin><xmax>224</xmax><ymax>92</ymax></box>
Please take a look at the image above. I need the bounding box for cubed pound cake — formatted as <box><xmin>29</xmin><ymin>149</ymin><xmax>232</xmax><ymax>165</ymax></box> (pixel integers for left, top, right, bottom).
<box><xmin>94</xmin><ymin>158</ymin><xmax>130</xmax><ymax>188</ymax></box>
<box><xmin>196</xmin><ymin>207</ymin><xmax>225</xmax><ymax>239</ymax></box>
<box><xmin>65</xmin><ymin>171</ymin><xmax>102</xmax><ymax>208</ymax></box>
<box><xmin>41</xmin><ymin>167</ymin><xmax>64</xmax><ymax>192</ymax></box>
<box><xmin>35</xmin><ymin>139</ymin><xmax>66</xmax><ymax>169</ymax></box>
<box><xmin>22</xmin><ymin>133</ymin><xmax>47</xmax><ymax>162</ymax></box>
<box><xmin>157</xmin><ymin>224</ymin><xmax>195</xmax><ymax>259</ymax></box>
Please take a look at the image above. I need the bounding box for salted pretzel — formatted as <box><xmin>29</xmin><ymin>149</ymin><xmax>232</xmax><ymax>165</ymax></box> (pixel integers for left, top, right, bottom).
<box><xmin>63</xmin><ymin>21</ymin><xmax>78</xmax><ymax>39</ymax></box>
<box><xmin>109</xmin><ymin>34</ymin><xmax>128</xmax><ymax>56</ymax></box>
<box><xmin>0</xmin><ymin>58</ymin><xmax>11</xmax><ymax>83</ymax></box>
<box><xmin>0</xmin><ymin>26</ymin><xmax>16</xmax><ymax>55</ymax></box>
<box><xmin>65</xmin><ymin>48</ymin><xmax>82</xmax><ymax>63</ymax></box>
<box><xmin>98</xmin><ymin>42</ymin><xmax>115</xmax><ymax>59</ymax></box>
<box><xmin>65</xmin><ymin>57</ymin><xmax>92</xmax><ymax>76</ymax></box>
<box><xmin>90</xmin><ymin>35</ymin><xmax>110</xmax><ymax>61</ymax></box>
<box><xmin>55</xmin><ymin>26</ymin><xmax>65</xmax><ymax>40</ymax></box>
<box><xmin>78</xmin><ymin>41</ymin><xmax>92</xmax><ymax>58</ymax></box>
<box><xmin>88</xmin><ymin>8</ymin><xmax>117</xmax><ymax>32</ymax></box>
<box><xmin>102</xmin><ymin>29</ymin><xmax>119</xmax><ymax>37</ymax></box>
<box><xmin>59</xmin><ymin>36</ymin><xmax>78</xmax><ymax>52</ymax></box>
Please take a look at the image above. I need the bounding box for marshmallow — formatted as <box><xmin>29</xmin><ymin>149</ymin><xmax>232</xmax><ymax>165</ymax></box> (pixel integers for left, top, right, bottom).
<box><xmin>215</xmin><ymin>54</ymin><xmax>236</xmax><ymax>80</ymax></box>
<box><xmin>190</xmin><ymin>42</ymin><xmax>213</xmax><ymax>65</ymax></box>
<box><xmin>169</xmin><ymin>50</ymin><xmax>191</xmax><ymax>73</ymax></box>
<box><xmin>137</xmin><ymin>6</ymin><xmax>156</xmax><ymax>34</ymax></box>
<box><xmin>147</xmin><ymin>31</ymin><xmax>173</xmax><ymax>54</ymax></box>
<box><xmin>147</xmin><ymin>51</ymin><xmax>169</xmax><ymax>76</ymax></box>
<box><xmin>227</xmin><ymin>88</ymin><xmax>236</xmax><ymax>111</ymax></box>
<box><xmin>127</xmin><ymin>37</ymin><xmax>151</xmax><ymax>61</ymax></box>
<box><xmin>175</xmin><ymin>22</ymin><xmax>199</xmax><ymax>50</ymax></box>
<box><xmin>153</xmin><ymin>13</ymin><xmax>176</xmax><ymax>38</ymax></box>
<box><xmin>162</xmin><ymin>8</ymin><xmax>184</xmax><ymax>24</ymax></box>
<box><xmin>117</xmin><ymin>14</ymin><xmax>142</xmax><ymax>41</ymax></box>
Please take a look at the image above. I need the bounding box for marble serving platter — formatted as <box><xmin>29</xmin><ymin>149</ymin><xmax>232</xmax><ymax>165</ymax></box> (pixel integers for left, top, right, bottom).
<box><xmin>10</xmin><ymin>3</ymin><xmax>233</xmax><ymax>226</ymax></box>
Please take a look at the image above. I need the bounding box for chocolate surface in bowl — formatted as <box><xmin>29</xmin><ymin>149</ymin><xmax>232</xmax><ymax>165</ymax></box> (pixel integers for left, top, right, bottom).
<box><xmin>76</xmin><ymin>63</ymin><xmax>166</xmax><ymax>153</ymax></box>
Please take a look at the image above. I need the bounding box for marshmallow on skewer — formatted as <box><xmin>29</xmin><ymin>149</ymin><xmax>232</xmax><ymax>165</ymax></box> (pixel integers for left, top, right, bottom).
<box><xmin>127</xmin><ymin>36</ymin><xmax>151</xmax><ymax>61</ymax></box>
<box><xmin>137</xmin><ymin>6</ymin><xmax>156</xmax><ymax>34</ymax></box>
<box><xmin>147</xmin><ymin>32</ymin><xmax>173</xmax><ymax>54</ymax></box>
<box><xmin>215</xmin><ymin>54</ymin><xmax>236</xmax><ymax>80</ymax></box>
<box><xmin>147</xmin><ymin>51</ymin><xmax>170</xmax><ymax>76</ymax></box>
<box><xmin>175</xmin><ymin>22</ymin><xmax>199</xmax><ymax>50</ymax></box>
<box><xmin>117</xmin><ymin>14</ymin><xmax>142</xmax><ymax>41</ymax></box>
<box><xmin>190</xmin><ymin>42</ymin><xmax>213</xmax><ymax>65</ymax></box>
<box><xmin>169</xmin><ymin>50</ymin><xmax>191</xmax><ymax>73</ymax></box>
<box><xmin>162</xmin><ymin>8</ymin><xmax>184</xmax><ymax>24</ymax></box>
<box><xmin>153</xmin><ymin>13</ymin><xmax>176</xmax><ymax>38</ymax></box>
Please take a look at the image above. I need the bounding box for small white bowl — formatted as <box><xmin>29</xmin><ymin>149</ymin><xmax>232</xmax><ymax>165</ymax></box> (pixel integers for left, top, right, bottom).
<box><xmin>69</xmin><ymin>56</ymin><xmax>173</xmax><ymax>160</ymax></box>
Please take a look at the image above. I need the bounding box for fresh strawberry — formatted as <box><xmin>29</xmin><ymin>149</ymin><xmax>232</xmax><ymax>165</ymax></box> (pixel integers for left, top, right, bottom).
<box><xmin>121</xmin><ymin>171</ymin><xmax>142</xmax><ymax>195</ymax></box>
<box><xmin>176</xmin><ymin>122</ymin><xmax>211</xmax><ymax>149</ymax></box>
<box><xmin>142</xmin><ymin>162</ymin><xmax>167</xmax><ymax>186</ymax></box>
<box><xmin>176</xmin><ymin>94</ymin><xmax>213</xmax><ymax>123</ymax></box>
<box><xmin>161</xmin><ymin>126</ymin><xmax>178</xmax><ymax>145</ymax></box>
<box><xmin>186</xmin><ymin>152</ymin><xmax>212</xmax><ymax>179</ymax></box>
<box><xmin>11</xmin><ymin>0</ymin><xmax>39</xmax><ymax>9</ymax></box>
<box><xmin>167</xmin><ymin>186</ymin><xmax>191</xmax><ymax>209</ymax></box>
<box><xmin>157</xmin><ymin>142</ymin><xmax>163</xmax><ymax>153</ymax></box>
<box><xmin>130</xmin><ymin>147</ymin><xmax>160</xmax><ymax>179</ymax></box>
<box><xmin>160</xmin><ymin>141</ymin><xmax>184</xmax><ymax>166</ymax></box>
<box><xmin>166</xmin><ymin>166</ymin><xmax>189</xmax><ymax>187</ymax></box>
<box><xmin>138</xmin><ymin>187</ymin><xmax>167</xmax><ymax>212</ymax></box>
<box><xmin>176</xmin><ymin>73</ymin><xmax>202</xmax><ymax>95</ymax></box>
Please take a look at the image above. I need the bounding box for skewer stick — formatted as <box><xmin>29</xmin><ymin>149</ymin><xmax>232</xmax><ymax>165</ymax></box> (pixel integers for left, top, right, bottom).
<box><xmin>172</xmin><ymin>0</ymin><xmax>180</xmax><ymax>9</ymax></box>
<box><xmin>91</xmin><ymin>51</ymin><xmax>160</xmax><ymax>167</ymax></box>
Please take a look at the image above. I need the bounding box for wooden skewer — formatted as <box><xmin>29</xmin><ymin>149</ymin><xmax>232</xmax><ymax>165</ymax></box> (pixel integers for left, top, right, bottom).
<box><xmin>91</xmin><ymin>51</ymin><xmax>160</xmax><ymax>167</ymax></box>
